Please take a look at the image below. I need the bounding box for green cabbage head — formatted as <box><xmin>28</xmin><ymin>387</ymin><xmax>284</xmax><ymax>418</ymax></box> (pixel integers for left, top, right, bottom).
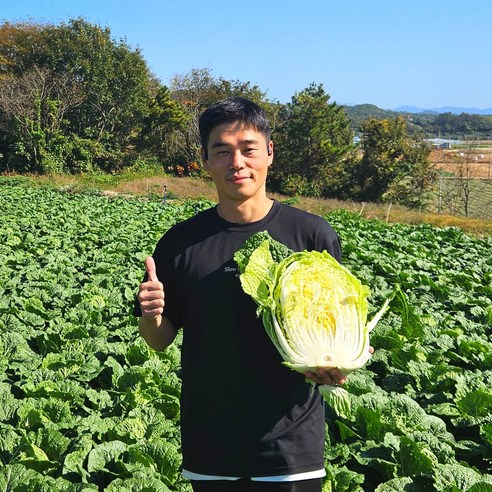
<box><xmin>235</xmin><ymin>231</ymin><xmax>390</xmax><ymax>414</ymax></box>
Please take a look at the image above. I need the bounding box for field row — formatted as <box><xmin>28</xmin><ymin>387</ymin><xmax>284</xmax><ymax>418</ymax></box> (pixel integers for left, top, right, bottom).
<box><xmin>1</xmin><ymin>181</ymin><xmax>492</xmax><ymax>491</ymax></box>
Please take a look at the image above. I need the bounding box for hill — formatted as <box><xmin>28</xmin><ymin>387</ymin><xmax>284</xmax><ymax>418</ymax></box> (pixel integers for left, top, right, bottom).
<box><xmin>342</xmin><ymin>104</ymin><xmax>397</xmax><ymax>130</ymax></box>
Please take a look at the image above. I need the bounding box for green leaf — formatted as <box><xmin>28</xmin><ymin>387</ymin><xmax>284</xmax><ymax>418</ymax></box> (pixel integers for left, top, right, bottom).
<box><xmin>457</xmin><ymin>388</ymin><xmax>492</xmax><ymax>419</ymax></box>
<box><xmin>433</xmin><ymin>463</ymin><xmax>492</xmax><ymax>490</ymax></box>
<box><xmin>355</xmin><ymin>406</ymin><xmax>390</xmax><ymax>442</ymax></box>
<box><xmin>236</xmin><ymin>239</ymin><xmax>275</xmax><ymax>308</ymax></box>
<box><xmin>395</xmin><ymin>435</ymin><xmax>437</xmax><ymax>476</ymax></box>
<box><xmin>323</xmin><ymin>463</ymin><xmax>364</xmax><ymax>492</ymax></box>
<box><xmin>0</xmin><ymin>464</ymin><xmax>49</xmax><ymax>490</ymax></box>
<box><xmin>105</xmin><ymin>475</ymin><xmax>172</xmax><ymax>491</ymax></box>
<box><xmin>108</xmin><ymin>417</ymin><xmax>147</xmax><ymax>443</ymax></box>
<box><xmin>374</xmin><ymin>477</ymin><xmax>414</xmax><ymax>491</ymax></box>
<box><xmin>62</xmin><ymin>433</ymin><xmax>94</xmax><ymax>478</ymax></box>
<box><xmin>319</xmin><ymin>386</ymin><xmax>351</xmax><ymax>418</ymax></box>
<box><xmin>481</xmin><ymin>423</ymin><xmax>492</xmax><ymax>446</ymax></box>
<box><xmin>130</xmin><ymin>439</ymin><xmax>181</xmax><ymax>480</ymax></box>
<box><xmin>87</xmin><ymin>440</ymin><xmax>128</xmax><ymax>473</ymax></box>
<box><xmin>28</xmin><ymin>427</ymin><xmax>71</xmax><ymax>461</ymax></box>
<box><xmin>0</xmin><ymin>382</ymin><xmax>18</xmax><ymax>422</ymax></box>
<box><xmin>467</xmin><ymin>483</ymin><xmax>492</xmax><ymax>492</ymax></box>
<box><xmin>388</xmin><ymin>287</ymin><xmax>426</xmax><ymax>339</ymax></box>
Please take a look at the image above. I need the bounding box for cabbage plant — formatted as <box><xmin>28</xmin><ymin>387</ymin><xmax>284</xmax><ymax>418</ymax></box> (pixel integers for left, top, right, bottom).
<box><xmin>235</xmin><ymin>231</ymin><xmax>390</xmax><ymax>414</ymax></box>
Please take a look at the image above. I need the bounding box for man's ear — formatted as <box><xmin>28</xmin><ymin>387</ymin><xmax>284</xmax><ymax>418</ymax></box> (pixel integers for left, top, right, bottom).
<box><xmin>201</xmin><ymin>148</ymin><xmax>208</xmax><ymax>167</ymax></box>
<box><xmin>267</xmin><ymin>141</ymin><xmax>274</xmax><ymax>164</ymax></box>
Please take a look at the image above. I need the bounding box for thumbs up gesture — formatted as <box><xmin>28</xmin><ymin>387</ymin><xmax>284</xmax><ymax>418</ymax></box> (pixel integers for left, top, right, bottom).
<box><xmin>138</xmin><ymin>256</ymin><xmax>165</xmax><ymax>319</ymax></box>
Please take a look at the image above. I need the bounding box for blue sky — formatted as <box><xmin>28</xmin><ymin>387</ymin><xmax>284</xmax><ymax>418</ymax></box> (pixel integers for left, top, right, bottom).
<box><xmin>1</xmin><ymin>0</ymin><xmax>491</xmax><ymax>110</ymax></box>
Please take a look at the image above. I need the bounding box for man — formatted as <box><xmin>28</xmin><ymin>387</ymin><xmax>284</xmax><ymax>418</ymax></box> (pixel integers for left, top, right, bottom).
<box><xmin>135</xmin><ymin>97</ymin><xmax>345</xmax><ymax>492</ymax></box>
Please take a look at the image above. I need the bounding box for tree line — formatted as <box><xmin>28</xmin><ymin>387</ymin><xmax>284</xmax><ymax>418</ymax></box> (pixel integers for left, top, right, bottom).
<box><xmin>0</xmin><ymin>18</ymin><xmax>434</xmax><ymax>205</ymax></box>
<box><xmin>345</xmin><ymin>104</ymin><xmax>492</xmax><ymax>140</ymax></box>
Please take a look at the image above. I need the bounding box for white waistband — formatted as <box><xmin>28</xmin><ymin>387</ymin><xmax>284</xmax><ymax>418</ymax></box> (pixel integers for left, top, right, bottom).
<box><xmin>182</xmin><ymin>468</ymin><xmax>326</xmax><ymax>482</ymax></box>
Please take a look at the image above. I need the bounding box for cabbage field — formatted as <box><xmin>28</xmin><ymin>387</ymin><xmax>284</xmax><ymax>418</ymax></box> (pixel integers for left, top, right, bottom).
<box><xmin>1</xmin><ymin>178</ymin><xmax>492</xmax><ymax>491</ymax></box>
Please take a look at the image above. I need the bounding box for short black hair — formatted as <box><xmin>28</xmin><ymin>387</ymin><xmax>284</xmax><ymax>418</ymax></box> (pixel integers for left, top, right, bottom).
<box><xmin>199</xmin><ymin>97</ymin><xmax>271</xmax><ymax>158</ymax></box>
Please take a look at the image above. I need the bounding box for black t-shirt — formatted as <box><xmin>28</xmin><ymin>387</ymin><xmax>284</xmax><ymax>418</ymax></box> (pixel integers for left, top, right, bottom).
<box><xmin>134</xmin><ymin>200</ymin><xmax>341</xmax><ymax>477</ymax></box>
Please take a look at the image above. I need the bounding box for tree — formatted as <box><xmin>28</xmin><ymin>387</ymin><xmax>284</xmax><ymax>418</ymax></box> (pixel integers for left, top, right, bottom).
<box><xmin>170</xmin><ymin>67</ymin><xmax>266</xmax><ymax>108</ymax></box>
<box><xmin>137</xmin><ymin>86</ymin><xmax>190</xmax><ymax>169</ymax></box>
<box><xmin>356</xmin><ymin>116</ymin><xmax>433</xmax><ymax>204</ymax></box>
<box><xmin>165</xmin><ymin>68</ymin><xmax>269</xmax><ymax>175</ymax></box>
<box><xmin>0</xmin><ymin>66</ymin><xmax>85</xmax><ymax>173</ymax></box>
<box><xmin>42</xmin><ymin>18</ymin><xmax>154</xmax><ymax>165</ymax></box>
<box><xmin>0</xmin><ymin>18</ymin><xmax>156</xmax><ymax>172</ymax></box>
<box><xmin>270</xmin><ymin>83</ymin><xmax>355</xmax><ymax>197</ymax></box>
<box><xmin>0</xmin><ymin>21</ymin><xmax>47</xmax><ymax>76</ymax></box>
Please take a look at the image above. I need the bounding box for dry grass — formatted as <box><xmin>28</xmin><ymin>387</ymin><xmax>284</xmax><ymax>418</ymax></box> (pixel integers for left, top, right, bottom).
<box><xmin>111</xmin><ymin>175</ymin><xmax>219</xmax><ymax>200</ymax></box>
<box><xmin>19</xmin><ymin>173</ymin><xmax>492</xmax><ymax>237</ymax></box>
<box><xmin>109</xmin><ymin>176</ymin><xmax>492</xmax><ymax>237</ymax></box>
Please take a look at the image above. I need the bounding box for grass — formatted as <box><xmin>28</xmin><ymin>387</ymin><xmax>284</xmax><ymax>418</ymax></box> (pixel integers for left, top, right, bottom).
<box><xmin>5</xmin><ymin>170</ymin><xmax>492</xmax><ymax>236</ymax></box>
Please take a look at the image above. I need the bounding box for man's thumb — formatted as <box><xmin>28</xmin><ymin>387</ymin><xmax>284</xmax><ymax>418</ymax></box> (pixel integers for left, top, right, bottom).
<box><xmin>145</xmin><ymin>256</ymin><xmax>159</xmax><ymax>283</ymax></box>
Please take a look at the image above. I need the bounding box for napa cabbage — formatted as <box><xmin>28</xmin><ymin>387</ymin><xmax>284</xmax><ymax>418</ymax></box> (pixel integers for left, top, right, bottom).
<box><xmin>234</xmin><ymin>231</ymin><xmax>391</xmax><ymax>414</ymax></box>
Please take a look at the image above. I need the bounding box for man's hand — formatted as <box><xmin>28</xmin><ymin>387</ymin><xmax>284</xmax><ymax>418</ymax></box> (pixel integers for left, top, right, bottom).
<box><xmin>304</xmin><ymin>346</ymin><xmax>374</xmax><ymax>386</ymax></box>
<box><xmin>138</xmin><ymin>256</ymin><xmax>165</xmax><ymax>319</ymax></box>
<box><xmin>305</xmin><ymin>368</ymin><xmax>347</xmax><ymax>386</ymax></box>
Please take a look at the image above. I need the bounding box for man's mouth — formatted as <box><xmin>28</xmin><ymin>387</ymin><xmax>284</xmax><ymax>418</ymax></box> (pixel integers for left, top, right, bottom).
<box><xmin>228</xmin><ymin>175</ymin><xmax>250</xmax><ymax>183</ymax></box>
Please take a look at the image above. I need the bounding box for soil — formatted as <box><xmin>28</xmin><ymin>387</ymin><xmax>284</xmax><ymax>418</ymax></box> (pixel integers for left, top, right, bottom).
<box><xmin>431</xmin><ymin>147</ymin><xmax>492</xmax><ymax>179</ymax></box>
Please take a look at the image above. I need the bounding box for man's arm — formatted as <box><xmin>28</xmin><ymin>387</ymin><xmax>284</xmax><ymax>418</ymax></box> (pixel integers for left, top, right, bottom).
<box><xmin>139</xmin><ymin>314</ymin><xmax>177</xmax><ymax>351</ymax></box>
<box><xmin>137</xmin><ymin>256</ymin><xmax>177</xmax><ymax>351</ymax></box>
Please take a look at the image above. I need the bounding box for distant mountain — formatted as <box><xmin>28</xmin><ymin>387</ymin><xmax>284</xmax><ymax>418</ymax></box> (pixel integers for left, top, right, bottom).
<box><xmin>393</xmin><ymin>105</ymin><xmax>492</xmax><ymax>115</ymax></box>
<box><xmin>393</xmin><ymin>105</ymin><xmax>428</xmax><ymax>114</ymax></box>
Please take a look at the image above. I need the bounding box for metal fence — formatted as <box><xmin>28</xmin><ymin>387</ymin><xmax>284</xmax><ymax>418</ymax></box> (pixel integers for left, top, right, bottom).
<box><xmin>428</xmin><ymin>176</ymin><xmax>492</xmax><ymax>221</ymax></box>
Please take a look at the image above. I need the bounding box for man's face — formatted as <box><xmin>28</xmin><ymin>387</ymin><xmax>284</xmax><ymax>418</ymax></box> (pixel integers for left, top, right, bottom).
<box><xmin>202</xmin><ymin>121</ymin><xmax>274</xmax><ymax>204</ymax></box>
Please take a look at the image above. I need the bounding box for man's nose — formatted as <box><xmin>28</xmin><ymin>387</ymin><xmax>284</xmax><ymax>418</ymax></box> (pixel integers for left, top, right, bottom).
<box><xmin>229</xmin><ymin>151</ymin><xmax>245</xmax><ymax>169</ymax></box>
